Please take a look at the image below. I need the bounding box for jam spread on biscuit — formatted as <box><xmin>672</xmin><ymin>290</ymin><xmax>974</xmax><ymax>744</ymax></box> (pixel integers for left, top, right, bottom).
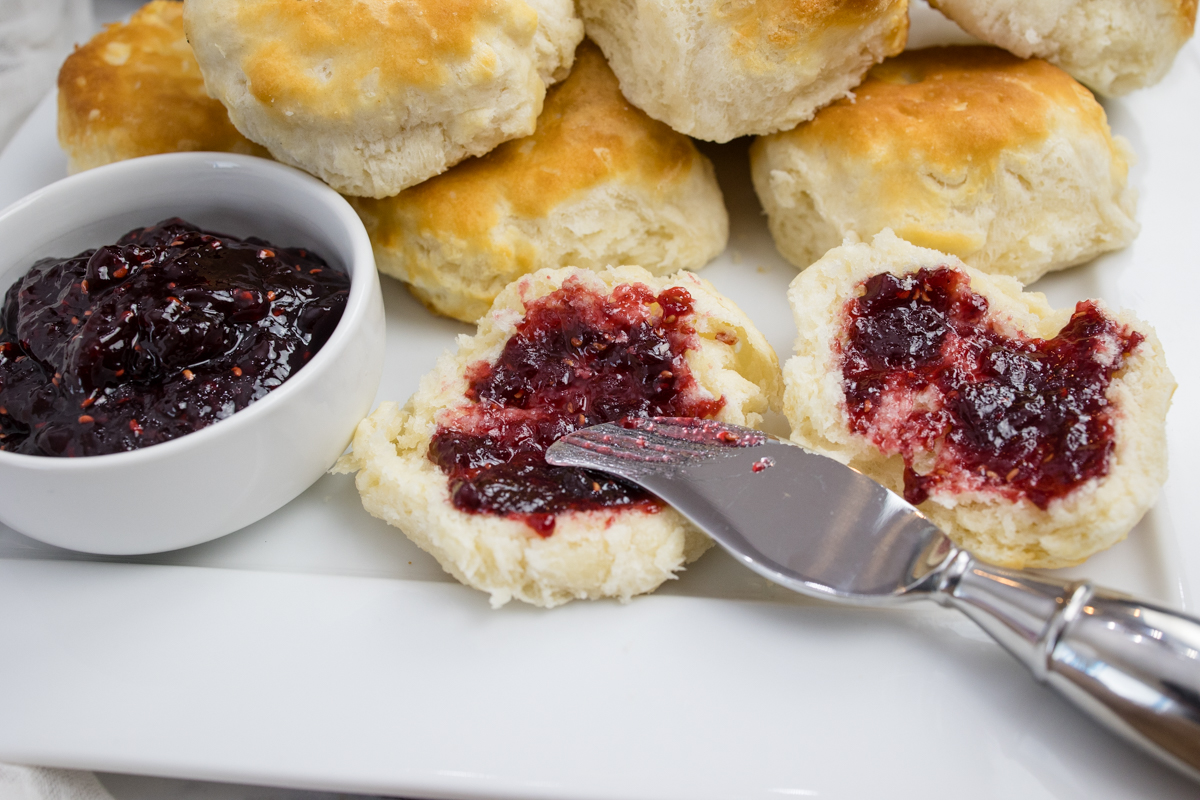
<box><xmin>840</xmin><ymin>267</ymin><xmax>1142</xmax><ymax>509</ymax></box>
<box><xmin>429</xmin><ymin>277</ymin><xmax>724</xmax><ymax>535</ymax></box>
<box><xmin>0</xmin><ymin>219</ymin><xmax>349</xmax><ymax>457</ymax></box>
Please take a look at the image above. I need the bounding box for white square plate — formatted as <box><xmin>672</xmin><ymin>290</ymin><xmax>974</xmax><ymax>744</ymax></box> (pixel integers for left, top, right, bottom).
<box><xmin>2</xmin><ymin>5</ymin><xmax>1198</xmax><ymax>798</ymax></box>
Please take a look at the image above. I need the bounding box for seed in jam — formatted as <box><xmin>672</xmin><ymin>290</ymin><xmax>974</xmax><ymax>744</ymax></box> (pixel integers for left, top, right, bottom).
<box><xmin>428</xmin><ymin>277</ymin><xmax>725</xmax><ymax>535</ymax></box>
<box><xmin>0</xmin><ymin>218</ymin><xmax>349</xmax><ymax>457</ymax></box>
<box><xmin>840</xmin><ymin>267</ymin><xmax>1143</xmax><ymax>509</ymax></box>
<box><xmin>751</xmin><ymin>457</ymin><xmax>775</xmax><ymax>473</ymax></box>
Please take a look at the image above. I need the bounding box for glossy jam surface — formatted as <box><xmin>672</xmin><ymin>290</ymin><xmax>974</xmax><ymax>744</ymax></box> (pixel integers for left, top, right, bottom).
<box><xmin>840</xmin><ymin>267</ymin><xmax>1143</xmax><ymax>509</ymax></box>
<box><xmin>429</xmin><ymin>277</ymin><xmax>724</xmax><ymax>535</ymax></box>
<box><xmin>0</xmin><ymin>219</ymin><xmax>349</xmax><ymax>456</ymax></box>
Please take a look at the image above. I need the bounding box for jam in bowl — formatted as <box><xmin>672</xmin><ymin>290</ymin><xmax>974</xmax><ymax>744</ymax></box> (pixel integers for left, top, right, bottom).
<box><xmin>0</xmin><ymin>153</ymin><xmax>384</xmax><ymax>554</ymax></box>
<box><xmin>1</xmin><ymin>218</ymin><xmax>352</xmax><ymax>457</ymax></box>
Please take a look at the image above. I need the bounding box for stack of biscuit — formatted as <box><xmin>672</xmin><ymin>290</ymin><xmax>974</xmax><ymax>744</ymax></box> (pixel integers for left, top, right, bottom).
<box><xmin>61</xmin><ymin>0</ymin><xmax>734</xmax><ymax>324</ymax></box>
<box><xmin>60</xmin><ymin>2</ymin><xmax>1192</xmax><ymax>304</ymax></box>
<box><xmin>54</xmin><ymin>0</ymin><xmax>1190</xmax><ymax>605</ymax></box>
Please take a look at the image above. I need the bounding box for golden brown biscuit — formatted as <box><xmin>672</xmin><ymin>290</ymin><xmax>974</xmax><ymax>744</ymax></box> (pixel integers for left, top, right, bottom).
<box><xmin>57</xmin><ymin>0</ymin><xmax>268</xmax><ymax>173</ymax></box>
<box><xmin>751</xmin><ymin>46</ymin><xmax>1139</xmax><ymax>283</ymax></box>
<box><xmin>336</xmin><ymin>265</ymin><xmax>781</xmax><ymax>607</ymax></box>
<box><xmin>928</xmin><ymin>0</ymin><xmax>1197</xmax><ymax>96</ymax></box>
<box><xmin>349</xmin><ymin>41</ymin><xmax>728</xmax><ymax>323</ymax></box>
<box><xmin>578</xmin><ymin>0</ymin><xmax>910</xmax><ymax>142</ymax></box>
<box><xmin>184</xmin><ymin>0</ymin><xmax>583</xmax><ymax>198</ymax></box>
<box><xmin>783</xmin><ymin>230</ymin><xmax>1173</xmax><ymax>569</ymax></box>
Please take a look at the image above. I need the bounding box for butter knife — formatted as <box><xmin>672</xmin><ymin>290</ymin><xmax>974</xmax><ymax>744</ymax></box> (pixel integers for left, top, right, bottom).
<box><xmin>545</xmin><ymin>417</ymin><xmax>1200</xmax><ymax>781</ymax></box>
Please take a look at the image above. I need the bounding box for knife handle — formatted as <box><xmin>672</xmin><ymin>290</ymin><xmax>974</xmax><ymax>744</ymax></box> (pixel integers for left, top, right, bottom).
<box><xmin>937</xmin><ymin>554</ymin><xmax>1200</xmax><ymax>781</ymax></box>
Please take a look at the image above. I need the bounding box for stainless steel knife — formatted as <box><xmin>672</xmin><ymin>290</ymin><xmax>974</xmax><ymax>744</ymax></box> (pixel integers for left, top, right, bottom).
<box><xmin>545</xmin><ymin>417</ymin><xmax>1200</xmax><ymax>781</ymax></box>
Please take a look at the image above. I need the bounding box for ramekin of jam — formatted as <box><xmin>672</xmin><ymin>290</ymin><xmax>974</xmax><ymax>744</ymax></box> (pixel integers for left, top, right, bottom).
<box><xmin>0</xmin><ymin>153</ymin><xmax>384</xmax><ymax>554</ymax></box>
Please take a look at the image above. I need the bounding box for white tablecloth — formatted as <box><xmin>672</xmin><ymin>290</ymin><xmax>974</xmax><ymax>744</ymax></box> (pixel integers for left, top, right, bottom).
<box><xmin>0</xmin><ymin>766</ymin><xmax>114</xmax><ymax>800</ymax></box>
<box><xmin>0</xmin><ymin>0</ymin><xmax>93</xmax><ymax>150</ymax></box>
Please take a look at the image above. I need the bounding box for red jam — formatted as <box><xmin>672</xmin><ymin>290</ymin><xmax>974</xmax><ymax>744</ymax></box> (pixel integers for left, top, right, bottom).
<box><xmin>428</xmin><ymin>276</ymin><xmax>725</xmax><ymax>535</ymax></box>
<box><xmin>840</xmin><ymin>267</ymin><xmax>1143</xmax><ymax>509</ymax></box>
<box><xmin>0</xmin><ymin>219</ymin><xmax>349</xmax><ymax>457</ymax></box>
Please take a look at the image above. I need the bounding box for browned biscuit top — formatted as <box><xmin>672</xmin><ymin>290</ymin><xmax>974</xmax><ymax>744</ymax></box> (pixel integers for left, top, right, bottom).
<box><xmin>717</xmin><ymin>0</ymin><xmax>908</xmax><ymax>61</ymax></box>
<box><xmin>801</xmin><ymin>46</ymin><xmax>1110</xmax><ymax>170</ymax></box>
<box><xmin>57</xmin><ymin>0</ymin><xmax>267</xmax><ymax>172</ymax></box>
<box><xmin>1179</xmin><ymin>0</ymin><xmax>1199</xmax><ymax>33</ymax></box>
<box><xmin>227</xmin><ymin>0</ymin><xmax>538</xmax><ymax>119</ymax></box>
<box><xmin>355</xmin><ymin>40</ymin><xmax>699</xmax><ymax>247</ymax></box>
<box><xmin>757</xmin><ymin>43</ymin><xmax>1128</xmax><ymax>254</ymax></box>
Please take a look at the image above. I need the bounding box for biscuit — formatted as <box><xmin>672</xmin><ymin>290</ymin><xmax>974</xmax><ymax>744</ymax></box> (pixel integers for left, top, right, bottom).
<box><xmin>184</xmin><ymin>0</ymin><xmax>584</xmax><ymax>198</ymax></box>
<box><xmin>783</xmin><ymin>230</ymin><xmax>1173</xmax><ymax>569</ymax></box>
<box><xmin>578</xmin><ymin>0</ymin><xmax>910</xmax><ymax>142</ymax></box>
<box><xmin>336</xmin><ymin>266</ymin><xmax>781</xmax><ymax>607</ymax></box>
<box><xmin>928</xmin><ymin>0</ymin><xmax>1197</xmax><ymax>96</ymax></box>
<box><xmin>349</xmin><ymin>41</ymin><xmax>728</xmax><ymax>324</ymax></box>
<box><xmin>56</xmin><ymin>0</ymin><xmax>269</xmax><ymax>173</ymax></box>
<box><xmin>750</xmin><ymin>46</ymin><xmax>1139</xmax><ymax>283</ymax></box>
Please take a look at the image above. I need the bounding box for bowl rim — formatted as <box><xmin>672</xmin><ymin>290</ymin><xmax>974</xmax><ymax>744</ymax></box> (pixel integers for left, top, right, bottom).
<box><xmin>0</xmin><ymin>151</ymin><xmax>377</xmax><ymax>469</ymax></box>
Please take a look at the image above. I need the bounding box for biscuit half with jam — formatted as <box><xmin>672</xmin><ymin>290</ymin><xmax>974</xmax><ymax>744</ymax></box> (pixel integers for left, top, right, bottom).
<box><xmin>783</xmin><ymin>229</ymin><xmax>1173</xmax><ymax>569</ymax></box>
<box><xmin>337</xmin><ymin>265</ymin><xmax>780</xmax><ymax>607</ymax></box>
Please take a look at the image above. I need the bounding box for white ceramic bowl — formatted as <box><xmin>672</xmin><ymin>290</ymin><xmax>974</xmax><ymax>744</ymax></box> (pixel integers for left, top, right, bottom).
<box><xmin>0</xmin><ymin>153</ymin><xmax>385</xmax><ymax>554</ymax></box>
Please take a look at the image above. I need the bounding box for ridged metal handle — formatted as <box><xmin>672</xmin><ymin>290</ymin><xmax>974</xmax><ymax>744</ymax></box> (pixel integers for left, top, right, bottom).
<box><xmin>936</xmin><ymin>554</ymin><xmax>1200</xmax><ymax>780</ymax></box>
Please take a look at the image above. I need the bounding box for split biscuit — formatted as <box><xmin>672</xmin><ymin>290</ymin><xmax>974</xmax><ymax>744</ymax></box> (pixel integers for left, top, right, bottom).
<box><xmin>336</xmin><ymin>266</ymin><xmax>781</xmax><ymax>607</ymax></box>
<box><xmin>349</xmin><ymin>41</ymin><xmax>728</xmax><ymax>324</ymax></box>
<box><xmin>578</xmin><ymin>0</ymin><xmax>910</xmax><ymax>142</ymax></box>
<box><xmin>928</xmin><ymin>0</ymin><xmax>1197</xmax><ymax>96</ymax></box>
<box><xmin>783</xmin><ymin>230</ymin><xmax>1173</xmax><ymax>569</ymax></box>
<box><xmin>751</xmin><ymin>46</ymin><xmax>1139</xmax><ymax>283</ymax></box>
<box><xmin>184</xmin><ymin>0</ymin><xmax>584</xmax><ymax>198</ymax></box>
<box><xmin>57</xmin><ymin>0</ymin><xmax>268</xmax><ymax>173</ymax></box>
